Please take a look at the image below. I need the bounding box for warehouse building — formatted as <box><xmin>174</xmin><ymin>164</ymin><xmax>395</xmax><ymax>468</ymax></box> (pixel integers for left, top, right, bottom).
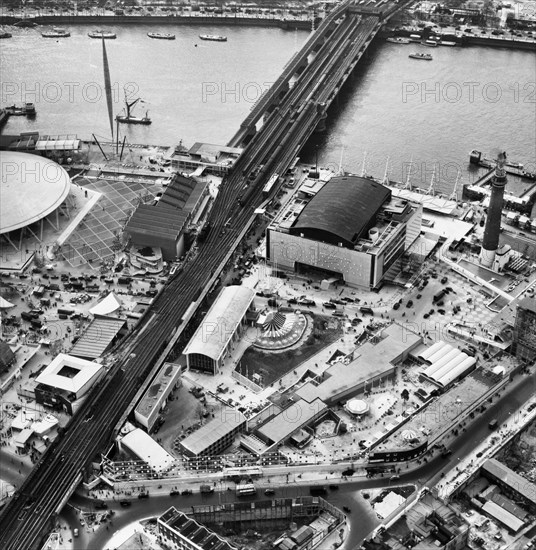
<box><xmin>183</xmin><ymin>286</ymin><xmax>256</xmax><ymax>375</ymax></box>
<box><xmin>125</xmin><ymin>174</ymin><xmax>209</xmax><ymax>261</ymax></box>
<box><xmin>481</xmin><ymin>459</ymin><xmax>536</xmax><ymax>514</ymax></box>
<box><xmin>266</xmin><ymin>175</ymin><xmax>422</xmax><ymax>289</ymax></box>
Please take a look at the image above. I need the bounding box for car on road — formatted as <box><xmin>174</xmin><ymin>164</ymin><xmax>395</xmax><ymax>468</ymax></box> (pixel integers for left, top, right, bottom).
<box><xmin>329</xmin><ymin>485</ymin><xmax>339</xmax><ymax>490</ymax></box>
<box><xmin>138</xmin><ymin>492</ymin><xmax>149</xmax><ymax>499</ymax></box>
<box><xmin>119</xmin><ymin>500</ymin><xmax>131</xmax><ymax>507</ymax></box>
<box><xmin>74</xmin><ymin>528</ymin><xmax>79</xmax><ymax>537</ymax></box>
<box><xmin>323</xmin><ymin>302</ymin><xmax>337</xmax><ymax>309</ymax></box>
<box><xmin>264</xmin><ymin>489</ymin><xmax>275</xmax><ymax>496</ymax></box>
<box><xmin>390</xmin><ymin>475</ymin><xmax>400</xmax><ymax>481</ymax></box>
<box><xmin>181</xmin><ymin>489</ymin><xmax>193</xmax><ymax>495</ymax></box>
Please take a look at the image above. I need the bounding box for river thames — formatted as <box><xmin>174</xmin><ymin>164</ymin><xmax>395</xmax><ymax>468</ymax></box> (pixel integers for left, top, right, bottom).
<box><xmin>1</xmin><ymin>23</ymin><xmax>535</xmax><ymax>195</ymax></box>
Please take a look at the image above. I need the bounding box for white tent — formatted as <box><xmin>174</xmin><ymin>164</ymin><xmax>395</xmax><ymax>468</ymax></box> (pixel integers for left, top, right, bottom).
<box><xmin>0</xmin><ymin>297</ymin><xmax>15</xmax><ymax>309</ymax></box>
<box><xmin>89</xmin><ymin>292</ymin><xmax>122</xmax><ymax>316</ymax></box>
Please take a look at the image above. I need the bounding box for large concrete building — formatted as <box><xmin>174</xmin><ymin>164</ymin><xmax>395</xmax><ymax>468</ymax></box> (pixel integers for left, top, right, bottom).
<box><xmin>183</xmin><ymin>286</ymin><xmax>257</xmax><ymax>375</ymax></box>
<box><xmin>266</xmin><ymin>175</ymin><xmax>422</xmax><ymax>289</ymax></box>
<box><xmin>34</xmin><ymin>354</ymin><xmax>105</xmax><ymax>415</ymax></box>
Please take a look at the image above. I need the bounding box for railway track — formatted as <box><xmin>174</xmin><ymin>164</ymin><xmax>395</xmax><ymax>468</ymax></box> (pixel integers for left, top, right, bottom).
<box><xmin>0</xmin><ymin>6</ymin><xmax>383</xmax><ymax>548</ymax></box>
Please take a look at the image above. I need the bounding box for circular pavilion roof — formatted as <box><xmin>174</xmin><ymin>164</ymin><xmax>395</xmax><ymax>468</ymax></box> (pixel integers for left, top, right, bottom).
<box><xmin>401</xmin><ymin>429</ymin><xmax>419</xmax><ymax>441</ymax></box>
<box><xmin>345</xmin><ymin>399</ymin><xmax>369</xmax><ymax>415</ymax></box>
<box><xmin>0</xmin><ymin>152</ymin><xmax>71</xmax><ymax>235</ymax></box>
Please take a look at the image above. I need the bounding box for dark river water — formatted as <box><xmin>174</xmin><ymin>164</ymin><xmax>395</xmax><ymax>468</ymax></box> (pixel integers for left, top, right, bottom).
<box><xmin>1</xmin><ymin>24</ymin><xmax>535</xmax><ymax>195</ymax></box>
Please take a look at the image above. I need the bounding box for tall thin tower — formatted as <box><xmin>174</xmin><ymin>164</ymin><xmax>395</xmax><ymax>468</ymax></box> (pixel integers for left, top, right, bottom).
<box><xmin>480</xmin><ymin>152</ymin><xmax>508</xmax><ymax>268</ymax></box>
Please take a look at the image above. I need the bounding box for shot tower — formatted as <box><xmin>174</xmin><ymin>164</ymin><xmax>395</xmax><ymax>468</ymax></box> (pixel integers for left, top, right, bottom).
<box><xmin>480</xmin><ymin>152</ymin><xmax>508</xmax><ymax>268</ymax></box>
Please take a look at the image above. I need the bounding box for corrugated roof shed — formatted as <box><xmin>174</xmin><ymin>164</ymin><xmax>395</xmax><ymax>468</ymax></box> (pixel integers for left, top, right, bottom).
<box><xmin>125</xmin><ymin>203</ymin><xmax>188</xmax><ymax>240</ymax></box>
<box><xmin>481</xmin><ymin>501</ymin><xmax>525</xmax><ymax>532</ymax></box>
<box><xmin>482</xmin><ymin>459</ymin><xmax>536</xmax><ymax>505</ymax></box>
<box><xmin>69</xmin><ymin>316</ymin><xmax>126</xmax><ymax>360</ymax></box>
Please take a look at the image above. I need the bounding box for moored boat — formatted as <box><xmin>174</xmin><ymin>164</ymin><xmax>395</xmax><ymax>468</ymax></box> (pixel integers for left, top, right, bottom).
<box><xmin>147</xmin><ymin>32</ymin><xmax>175</xmax><ymax>40</ymax></box>
<box><xmin>88</xmin><ymin>30</ymin><xmax>116</xmax><ymax>39</ymax></box>
<box><xmin>116</xmin><ymin>93</ymin><xmax>151</xmax><ymax>125</ymax></box>
<box><xmin>4</xmin><ymin>102</ymin><xmax>36</xmax><ymax>116</ymax></box>
<box><xmin>409</xmin><ymin>52</ymin><xmax>433</xmax><ymax>60</ymax></box>
<box><xmin>199</xmin><ymin>34</ymin><xmax>227</xmax><ymax>42</ymax></box>
<box><xmin>42</xmin><ymin>27</ymin><xmax>70</xmax><ymax>38</ymax></box>
<box><xmin>386</xmin><ymin>37</ymin><xmax>410</xmax><ymax>44</ymax></box>
<box><xmin>439</xmin><ymin>40</ymin><xmax>457</xmax><ymax>46</ymax></box>
<box><xmin>422</xmin><ymin>39</ymin><xmax>438</xmax><ymax>47</ymax></box>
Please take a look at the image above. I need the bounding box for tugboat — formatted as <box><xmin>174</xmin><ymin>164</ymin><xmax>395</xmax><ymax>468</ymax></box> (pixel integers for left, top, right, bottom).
<box><xmin>408</xmin><ymin>52</ymin><xmax>433</xmax><ymax>60</ymax></box>
<box><xmin>4</xmin><ymin>102</ymin><xmax>36</xmax><ymax>116</ymax></box>
<box><xmin>42</xmin><ymin>27</ymin><xmax>71</xmax><ymax>38</ymax></box>
<box><xmin>88</xmin><ymin>30</ymin><xmax>117</xmax><ymax>39</ymax></box>
<box><xmin>386</xmin><ymin>37</ymin><xmax>410</xmax><ymax>44</ymax></box>
<box><xmin>0</xmin><ymin>31</ymin><xmax>12</xmax><ymax>39</ymax></box>
<box><xmin>199</xmin><ymin>34</ymin><xmax>227</xmax><ymax>42</ymax></box>
<box><xmin>116</xmin><ymin>94</ymin><xmax>151</xmax><ymax>125</ymax></box>
<box><xmin>147</xmin><ymin>32</ymin><xmax>175</xmax><ymax>40</ymax></box>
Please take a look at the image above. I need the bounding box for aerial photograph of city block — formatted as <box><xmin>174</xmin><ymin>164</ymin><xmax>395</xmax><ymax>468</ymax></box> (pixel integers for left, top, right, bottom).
<box><xmin>0</xmin><ymin>0</ymin><xmax>535</xmax><ymax>549</ymax></box>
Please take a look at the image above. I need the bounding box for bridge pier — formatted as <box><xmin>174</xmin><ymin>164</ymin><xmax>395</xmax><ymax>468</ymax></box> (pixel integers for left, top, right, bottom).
<box><xmin>315</xmin><ymin>102</ymin><xmax>328</xmax><ymax>132</ymax></box>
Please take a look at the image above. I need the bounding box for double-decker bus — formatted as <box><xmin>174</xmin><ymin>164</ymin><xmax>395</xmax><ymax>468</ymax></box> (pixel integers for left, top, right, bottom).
<box><xmin>236</xmin><ymin>483</ymin><xmax>257</xmax><ymax>497</ymax></box>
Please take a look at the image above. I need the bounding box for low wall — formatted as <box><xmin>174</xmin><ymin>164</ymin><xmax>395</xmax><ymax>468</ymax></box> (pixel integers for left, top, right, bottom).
<box><xmin>0</xmin><ymin>15</ymin><xmax>312</xmax><ymax>30</ymax></box>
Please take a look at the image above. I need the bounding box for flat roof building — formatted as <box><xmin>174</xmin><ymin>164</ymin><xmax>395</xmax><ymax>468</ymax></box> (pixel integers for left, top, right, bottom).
<box><xmin>184</xmin><ymin>286</ymin><xmax>256</xmax><ymax>375</ymax></box>
<box><xmin>295</xmin><ymin>323</ymin><xmax>422</xmax><ymax>406</ymax></box>
<box><xmin>170</xmin><ymin>142</ymin><xmax>243</xmax><ymax>176</ymax></box>
<box><xmin>34</xmin><ymin>353</ymin><xmax>105</xmax><ymax>415</ymax></box>
<box><xmin>134</xmin><ymin>362</ymin><xmax>183</xmax><ymax>432</ymax></box>
<box><xmin>120</xmin><ymin>428</ymin><xmax>175</xmax><ymax>472</ymax></box>
<box><xmin>158</xmin><ymin>507</ymin><xmax>237</xmax><ymax>550</ymax></box>
<box><xmin>179</xmin><ymin>409</ymin><xmax>246</xmax><ymax>458</ymax></box>
<box><xmin>267</xmin><ymin>175</ymin><xmax>422</xmax><ymax>289</ymax></box>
